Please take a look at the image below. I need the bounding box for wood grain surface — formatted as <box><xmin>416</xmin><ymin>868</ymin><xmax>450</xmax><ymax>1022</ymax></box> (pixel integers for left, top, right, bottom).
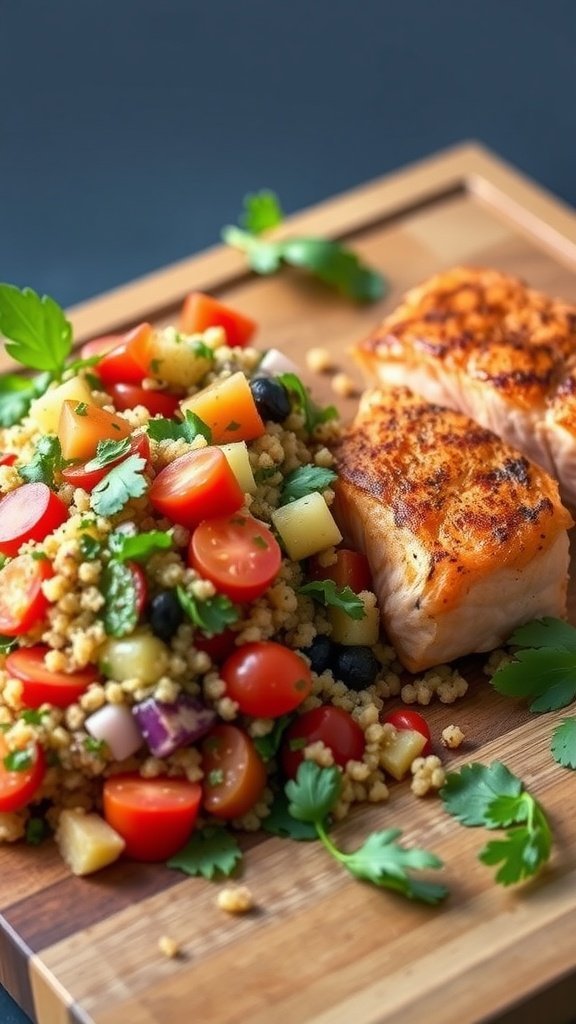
<box><xmin>1</xmin><ymin>143</ymin><xmax>576</xmax><ymax>1024</ymax></box>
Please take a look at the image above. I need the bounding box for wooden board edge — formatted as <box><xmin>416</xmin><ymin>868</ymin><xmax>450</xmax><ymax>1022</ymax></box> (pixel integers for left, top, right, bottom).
<box><xmin>65</xmin><ymin>140</ymin><xmax>576</xmax><ymax>343</ymax></box>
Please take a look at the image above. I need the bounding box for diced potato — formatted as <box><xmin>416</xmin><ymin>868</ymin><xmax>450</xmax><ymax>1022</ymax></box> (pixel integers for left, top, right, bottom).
<box><xmin>56</xmin><ymin>809</ymin><xmax>125</xmax><ymax>875</ymax></box>
<box><xmin>144</xmin><ymin>327</ymin><xmax>213</xmax><ymax>388</ymax></box>
<box><xmin>29</xmin><ymin>376</ymin><xmax>93</xmax><ymax>434</ymax></box>
<box><xmin>220</xmin><ymin>441</ymin><xmax>257</xmax><ymax>494</ymax></box>
<box><xmin>181</xmin><ymin>372</ymin><xmax>265</xmax><ymax>444</ymax></box>
<box><xmin>272</xmin><ymin>492</ymin><xmax>342</xmax><ymax>561</ymax></box>
<box><xmin>58</xmin><ymin>400</ymin><xmax>131</xmax><ymax>460</ymax></box>
<box><xmin>380</xmin><ymin>729</ymin><xmax>427</xmax><ymax>781</ymax></box>
<box><xmin>100</xmin><ymin>630</ymin><xmax>169</xmax><ymax>684</ymax></box>
<box><xmin>329</xmin><ymin>592</ymin><xmax>380</xmax><ymax>646</ymax></box>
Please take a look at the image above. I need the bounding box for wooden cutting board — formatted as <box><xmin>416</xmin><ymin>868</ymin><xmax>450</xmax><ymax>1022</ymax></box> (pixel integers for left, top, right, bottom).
<box><xmin>2</xmin><ymin>143</ymin><xmax>576</xmax><ymax>1024</ymax></box>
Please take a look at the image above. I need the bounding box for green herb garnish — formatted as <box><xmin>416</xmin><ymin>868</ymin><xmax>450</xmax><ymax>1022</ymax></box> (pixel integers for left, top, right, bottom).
<box><xmin>3</xmin><ymin>749</ymin><xmax>34</xmax><ymax>772</ymax></box>
<box><xmin>253</xmin><ymin>714</ymin><xmax>293</xmax><ymax>761</ymax></box>
<box><xmin>441</xmin><ymin>761</ymin><xmax>552</xmax><ymax>886</ymax></box>
<box><xmin>280</xmin><ymin>465</ymin><xmax>338</xmax><ymax>505</ymax></box>
<box><xmin>18</xmin><ymin>436</ymin><xmax>65</xmax><ymax>489</ymax></box>
<box><xmin>285</xmin><ymin>763</ymin><xmax>447</xmax><ymax>903</ymax></box>
<box><xmin>146</xmin><ymin>410</ymin><xmax>212</xmax><ymax>445</ymax></box>
<box><xmin>177</xmin><ymin>586</ymin><xmax>239</xmax><ymax>638</ymax></box>
<box><xmin>222</xmin><ymin>191</ymin><xmax>387</xmax><ymax>303</ymax></box>
<box><xmin>277</xmin><ymin>372</ymin><xmax>338</xmax><ymax>435</ymax></box>
<box><xmin>0</xmin><ymin>284</ymin><xmax>73</xmax><ymax>375</ymax></box>
<box><xmin>101</xmin><ymin>560</ymin><xmax>139</xmax><ymax>638</ymax></box>
<box><xmin>299</xmin><ymin>580</ymin><xmax>365</xmax><ymax>619</ymax></box>
<box><xmin>84</xmin><ymin>438</ymin><xmax>131</xmax><ymax>472</ymax></box>
<box><xmin>90</xmin><ymin>454</ymin><xmax>148</xmax><ymax>517</ymax></box>
<box><xmin>107</xmin><ymin>529</ymin><xmax>172</xmax><ymax>563</ymax></box>
<box><xmin>550</xmin><ymin>718</ymin><xmax>576</xmax><ymax>769</ymax></box>
<box><xmin>167</xmin><ymin>826</ymin><xmax>242</xmax><ymax>879</ymax></box>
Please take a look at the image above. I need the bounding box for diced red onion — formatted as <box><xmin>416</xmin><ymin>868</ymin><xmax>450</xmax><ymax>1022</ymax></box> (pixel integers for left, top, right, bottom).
<box><xmin>258</xmin><ymin>349</ymin><xmax>301</xmax><ymax>377</ymax></box>
<box><xmin>132</xmin><ymin>694</ymin><xmax>216</xmax><ymax>758</ymax></box>
<box><xmin>85</xmin><ymin>704</ymin><xmax>144</xmax><ymax>761</ymax></box>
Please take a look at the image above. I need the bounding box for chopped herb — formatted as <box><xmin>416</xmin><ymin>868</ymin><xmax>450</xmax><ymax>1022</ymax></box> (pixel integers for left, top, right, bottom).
<box><xmin>79</xmin><ymin>535</ymin><xmax>103</xmax><ymax>561</ymax></box>
<box><xmin>90</xmin><ymin>454</ymin><xmax>148</xmax><ymax>517</ymax></box>
<box><xmin>252</xmin><ymin>535</ymin><xmax>268</xmax><ymax>550</ymax></box>
<box><xmin>286</xmin><ymin>763</ymin><xmax>447</xmax><ymax>903</ymax></box>
<box><xmin>240</xmin><ymin>190</ymin><xmax>284</xmax><ymax>235</ymax></box>
<box><xmin>3</xmin><ymin>749</ymin><xmax>34</xmax><ymax>772</ymax></box>
<box><xmin>84</xmin><ymin>437</ymin><xmax>131</xmax><ymax>472</ymax></box>
<box><xmin>101</xmin><ymin>560</ymin><xmax>139</xmax><ymax>638</ymax></box>
<box><xmin>18</xmin><ymin>436</ymin><xmax>65</xmax><ymax>489</ymax></box>
<box><xmin>167</xmin><ymin>826</ymin><xmax>242</xmax><ymax>879</ymax></box>
<box><xmin>192</xmin><ymin>339</ymin><xmax>214</xmax><ymax>361</ymax></box>
<box><xmin>146</xmin><ymin>410</ymin><xmax>212</xmax><ymax>445</ymax></box>
<box><xmin>75</xmin><ymin>402</ymin><xmax>88</xmax><ymax>416</ymax></box>
<box><xmin>107</xmin><ymin>529</ymin><xmax>172</xmax><ymax>563</ymax></box>
<box><xmin>299</xmin><ymin>580</ymin><xmax>365</xmax><ymax>620</ymax></box>
<box><xmin>441</xmin><ymin>761</ymin><xmax>553</xmax><ymax>885</ymax></box>
<box><xmin>280</xmin><ymin>465</ymin><xmax>338</xmax><ymax>505</ymax></box>
<box><xmin>84</xmin><ymin>737</ymin><xmax>106</xmax><ymax>755</ymax></box>
<box><xmin>289</xmin><ymin>737</ymin><xmax>307</xmax><ymax>752</ymax></box>
<box><xmin>177</xmin><ymin>586</ymin><xmax>239</xmax><ymax>638</ymax></box>
<box><xmin>25</xmin><ymin>817</ymin><xmax>49</xmax><ymax>846</ymax></box>
<box><xmin>277</xmin><ymin>372</ymin><xmax>338</xmax><ymax>435</ymax></box>
<box><xmin>0</xmin><ymin>635</ymin><xmax>16</xmax><ymax>654</ymax></box>
<box><xmin>149</xmin><ymin>358</ymin><xmax>162</xmax><ymax>375</ymax></box>
<box><xmin>253</xmin><ymin>714</ymin><xmax>293</xmax><ymax>761</ymax></box>
<box><xmin>20</xmin><ymin>709</ymin><xmax>47</xmax><ymax>725</ymax></box>
<box><xmin>225</xmin><ymin>420</ymin><xmax>241</xmax><ymax>432</ymax></box>
<box><xmin>208</xmin><ymin>769</ymin><xmax>224</xmax><ymax>786</ymax></box>
<box><xmin>0</xmin><ymin>283</ymin><xmax>73</xmax><ymax>375</ymax></box>
<box><xmin>31</xmin><ymin>550</ymin><xmax>48</xmax><ymax>561</ymax></box>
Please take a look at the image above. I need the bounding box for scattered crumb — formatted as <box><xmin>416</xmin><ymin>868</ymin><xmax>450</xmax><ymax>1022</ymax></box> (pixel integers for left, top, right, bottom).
<box><xmin>305</xmin><ymin>347</ymin><xmax>333</xmax><ymax>373</ymax></box>
<box><xmin>331</xmin><ymin>372</ymin><xmax>359</xmax><ymax>398</ymax></box>
<box><xmin>216</xmin><ymin>885</ymin><xmax>254</xmax><ymax>914</ymax></box>
<box><xmin>441</xmin><ymin>724</ymin><xmax>465</xmax><ymax>749</ymax></box>
<box><xmin>410</xmin><ymin>754</ymin><xmax>446</xmax><ymax>797</ymax></box>
<box><xmin>158</xmin><ymin>935</ymin><xmax>182</xmax><ymax>959</ymax></box>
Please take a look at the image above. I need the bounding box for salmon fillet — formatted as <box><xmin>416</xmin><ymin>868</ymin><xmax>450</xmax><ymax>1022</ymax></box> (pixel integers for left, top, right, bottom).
<box><xmin>332</xmin><ymin>387</ymin><xmax>572</xmax><ymax>672</ymax></box>
<box><xmin>354</xmin><ymin>267</ymin><xmax>576</xmax><ymax>504</ymax></box>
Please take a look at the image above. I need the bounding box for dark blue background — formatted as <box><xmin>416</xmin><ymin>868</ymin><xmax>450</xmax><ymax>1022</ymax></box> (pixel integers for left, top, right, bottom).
<box><xmin>1</xmin><ymin>1</ymin><xmax>575</xmax><ymax>1020</ymax></box>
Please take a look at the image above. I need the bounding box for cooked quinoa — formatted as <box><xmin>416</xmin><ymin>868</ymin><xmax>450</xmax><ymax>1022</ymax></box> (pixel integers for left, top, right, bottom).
<box><xmin>0</xmin><ymin>315</ymin><xmax>472</xmax><ymax>872</ymax></box>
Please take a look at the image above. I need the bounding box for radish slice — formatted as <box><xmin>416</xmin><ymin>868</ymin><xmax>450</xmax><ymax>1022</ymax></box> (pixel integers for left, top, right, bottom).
<box><xmin>258</xmin><ymin>349</ymin><xmax>301</xmax><ymax>377</ymax></box>
<box><xmin>85</xmin><ymin>704</ymin><xmax>144</xmax><ymax>761</ymax></box>
<box><xmin>132</xmin><ymin>694</ymin><xmax>216</xmax><ymax>758</ymax></box>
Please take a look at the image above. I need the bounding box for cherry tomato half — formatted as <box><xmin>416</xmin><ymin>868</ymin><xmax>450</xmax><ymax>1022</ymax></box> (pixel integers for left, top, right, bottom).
<box><xmin>189</xmin><ymin>514</ymin><xmax>282</xmax><ymax>603</ymax></box>
<box><xmin>382</xmin><ymin>709</ymin><xmax>432</xmax><ymax>755</ymax></box>
<box><xmin>201</xmin><ymin>724</ymin><xmax>266</xmax><ymax>819</ymax></box>
<box><xmin>149</xmin><ymin>447</ymin><xmax>244</xmax><ymax>529</ymax></box>
<box><xmin>0</xmin><ymin>555</ymin><xmax>53</xmax><ymax>636</ymax></box>
<box><xmin>6</xmin><ymin>646</ymin><xmax>100</xmax><ymax>709</ymax></box>
<box><xmin>180</xmin><ymin>293</ymin><xmax>256</xmax><ymax>348</ymax></box>
<box><xmin>94</xmin><ymin>331</ymin><xmax>150</xmax><ymax>387</ymax></box>
<box><xmin>221</xmin><ymin>642</ymin><xmax>312</xmax><ymax>718</ymax></box>
<box><xmin>0</xmin><ymin>732</ymin><xmax>45</xmax><ymax>813</ymax></box>
<box><xmin>61</xmin><ymin>432</ymin><xmax>150</xmax><ymax>491</ymax></box>
<box><xmin>281</xmin><ymin>706</ymin><xmax>365</xmax><ymax>778</ymax></box>
<box><xmin>103</xmin><ymin>774</ymin><xmax>202</xmax><ymax>861</ymax></box>
<box><xmin>0</xmin><ymin>484</ymin><xmax>68</xmax><ymax>558</ymax></box>
<box><xmin>308</xmin><ymin>548</ymin><xmax>372</xmax><ymax>593</ymax></box>
<box><xmin>108</xmin><ymin>383</ymin><xmax>182</xmax><ymax>419</ymax></box>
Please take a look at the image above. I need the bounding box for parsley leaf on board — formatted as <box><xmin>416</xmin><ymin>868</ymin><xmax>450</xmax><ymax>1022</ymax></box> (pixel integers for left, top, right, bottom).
<box><xmin>276</xmin><ymin>372</ymin><xmax>338</xmax><ymax>435</ymax></box>
<box><xmin>167</xmin><ymin>827</ymin><xmax>242</xmax><ymax>879</ymax></box>
<box><xmin>286</xmin><ymin>762</ymin><xmax>447</xmax><ymax>903</ymax></box>
<box><xmin>262</xmin><ymin>792</ymin><xmax>318</xmax><ymax>841</ymax></box>
<box><xmin>280</xmin><ymin>465</ymin><xmax>337</xmax><ymax>505</ymax></box>
<box><xmin>177</xmin><ymin>586</ymin><xmax>239</xmax><ymax>638</ymax></box>
<box><xmin>441</xmin><ymin>761</ymin><xmax>553</xmax><ymax>886</ymax></box>
<box><xmin>508</xmin><ymin>617</ymin><xmax>576</xmax><ymax>653</ymax></box>
<box><xmin>84</xmin><ymin>437</ymin><xmax>131</xmax><ymax>472</ymax></box>
<box><xmin>90</xmin><ymin>454</ymin><xmax>148</xmax><ymax>517</ymax></box>
<box><xmin>550</xmin><ymin>718</ymin><xmax>576</xmax><ymax>769</ymax></box>
<box><xmin>299</xmin><ymin>580</ymin><xmax>365</xmax><ymax>620</ymax></box>
<box><xmin>222</xmin><ymin>191</ymin><xmax>387</xmax><ymax>303</ymax></box>
<box><xmin>253</xmin><ymin>714</ymin><xmax>294</xmax><ymax>762</ymax></box>
<box><xmin>107</xmin><ymin>529</ymin><xmax>172</xmax><ymax>563</ymax></box>
<box><xmin>0</xmin><ymin>284</ymin><xmax>72</xmax><ymax>375</ymax></box>
<box><xmin>492</xmin><ymin>648</ymin><xmax>576</xmax><ymax>712</ymax></box>
<box><xmin>18</xmin><ymin>436</ymin><xmax>65</xmax><ymax>489</ymax></box>
<box><xmin>101</xmin><ymin>560</ymin><xmax>139</xmax><ymax>638</ymax></box>
<box><xmin>146</xmin><ymin>410</ymin><xmax>212</xmax><ymax>445</ymax></box>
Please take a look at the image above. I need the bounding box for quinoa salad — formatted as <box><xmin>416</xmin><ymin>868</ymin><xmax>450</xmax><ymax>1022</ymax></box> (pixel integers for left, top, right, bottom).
<box><xmin>0</xmin><ymin>287</ymin><xmax>470</xmax><ymax>879</ymax></box>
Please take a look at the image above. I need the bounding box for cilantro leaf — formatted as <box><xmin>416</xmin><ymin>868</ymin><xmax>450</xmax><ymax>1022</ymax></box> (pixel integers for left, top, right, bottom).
<box><xmin>253</xmin><ymin>714</ymin><xmax>293</xmax><ymax>761</ymax></box>
<box><xmin>341</xmin><ymin>829</ymin><xmax>447</xmax><ymax>905</ymax></box>
<box><xmin>84</xmin><ymin>437</ymin><xmax>131</xmax><ymax>472</ymax></box>
<box><xmin>146</xmin><ymin>410</ymin><xmax>212</xmax><ymax>445</ymax></box>
<box><xmin>177</xmin><ymin>586</ymin><xmax>239</xmax><ymax>638</ymax></box>
<box><xmin>0</xmin><ymin>376</ymin><xmax>37</xmax><ymax>427</ymax></box>
<box><xmin>282</xmin><ymin>237</ymin><xmax>386</xmax><ymax>303</ymax></box>
<box><xmin>276</xmin><ymin>372</ymin><xmax>338</xmax><ymax>435</ymax></box>
<box><xmin>280</xmin><ymin>465</ymin><xmax>337</xmax><ymax>505</ymax></box>
<box><xmin>3</xmin><ymin>749</ymin><xmax>34</xmax><ymax>772</ymax></box>
<box><xmin>285</xmin><ymin>761</ymin><xmax>342</xmax><ymax>823</ymax></box>
<box><xmin>101</xmin><ymin>560</ymin><xmax>138</xmax><ymax>638</ymax></box>
<box><xmin>441</xmin><ymin>761</ymin><xmax>552</xmax><ymax>886</ymax></box>
<box><xmin>79</xmin><ymin>535</ymin><xmax>103</xmax><ymax>561</ymax></box>
<box><xmin>18</xmin><ymin>436</ymin><xmax>64</xmax><ymax>489</ymax></box>
<box><xmin>0</xmin><ymin>284</ymin><xmax>72</xmax><ymax>374</ymax></box>
<box><xmin>440</xmin><ymin>762</ymin><xmax>523</xmax><ymax>827</ymax></box>
<box><xmin>509</xmin><ymin>617</ymin><xmax>576</xmax><ymax>653</ymax></box>
<box><xmin>240</xmin><ymin>190</ymin><xmax>284</xmax><ymax>235</ymax></box>
<box><xmin>167</xmin><ymin>827</ymin><xmax>242</xmax><ymax>879</ymax></box>
<box><xmin>262</xmin><ymin>792</ymin><xmax>318</xmax><ymax>840</ymax></box>
<box><xmin>108</xmin><ymin>530</ymin><xmax>172</xmax><ymax>563</ymax></box>
<box><xmin>90</xmin><ymin>455</ymin><xmax>148</xmax><ymax>517</ymax></box>
<box><xmin>551</xmin><ymin>717</ymin><xmax>576</xmax><ymax>769</ymax></box>
<box><xmin>491</xmin><ymin>648</ymin><xmax>576</xmax><ymax>712</ymax></box>
<box><xmin>299</xmin><ymin>580</ymin><xmax>365</xmax><ymax>620</ymax></box>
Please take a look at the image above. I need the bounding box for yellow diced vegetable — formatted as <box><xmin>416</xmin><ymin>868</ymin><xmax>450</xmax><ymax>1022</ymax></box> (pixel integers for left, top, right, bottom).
<box><xmin>329</xmin><ymin>592</ymin><xmax>380</xmax><ymax>646</ymax></box>
<box><xmin>272</xmin><ymin>492</ymin><xmax>342</xmax><ymax>561</ymax></box>
<box><xmin>220</xmin><ymin>441</ymin><xmax>257</xmax><ymax>494</ymax></box>
<box><xmin>55</xmin><ymin>809</ymin><xmax>125</xmax><ymax>875</ymax></box>
<box><xmin>100</xmin><ymin>631</ymin><xmax>169</xmax><ymax>684</ymax></box>
<box><xmin>380</xmin><ymin>729</ymin><xmax>427</xmax><ymax>781</ymax></box>
<box><xmin>29</xmin><ymin>376</ymin><xmax>93</xmax><ymax>434</ymax></box>
<box><xmin>145</xmin><ymin>328</ymin><xmax>213</xmax><ymax>388</ymax></box>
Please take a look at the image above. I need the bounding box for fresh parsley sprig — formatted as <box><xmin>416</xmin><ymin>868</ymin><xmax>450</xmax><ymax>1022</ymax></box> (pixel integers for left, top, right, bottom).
<box><xmin>177</xmin><ymin>586</ymin><xmax>239</xmax><ymax>638</ymax></box>
<box><xmin>285</xmin><ymin>762</ymin><xmax>447</xmax><ymax>904</ymax></box>
<box><xmin>299</xmin><ymin>580</ymin><xmax>366</xmax><ymax>620</ymax></box>
<box><xmin>277</xmin><ymin>372</ymin><xmax>337</xmax><ymax>435</ymax></box>
<box><xmin>90</xmin><ymin>454</ymin><xmax>148</xmax><ymax>517</ymax></box>
<box><xmin>146</xmin><ymin>410</ymin><xmax>212</xmax><ymax>445</ymax></box>
<box><xmin>441</xmin><ymin>761</ymin><xmax>553</xmax><ymax>886</ymax></box>
<box><xmin>222</xmin><ymin>191</ymin><xmax>387</xmax><ymax>303</ymax></box>
<box><xmin>167</xmin><ymin>826</ymin><xmax>242</xmax><ymax>879</ymax></box>
<box><xmin>0</xmin><ymin>284</ymin><xmax>72</xmax><ymax>375</ymax></box>
<box><xmin>280</xmin><ymin>465</ymin><xmax>337</xmax><ymax>505</ymax></box>
<box><xmin>18</xmin><ymin>436</ymin><xmax>66</xmax><ymax>489</ymax></box>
